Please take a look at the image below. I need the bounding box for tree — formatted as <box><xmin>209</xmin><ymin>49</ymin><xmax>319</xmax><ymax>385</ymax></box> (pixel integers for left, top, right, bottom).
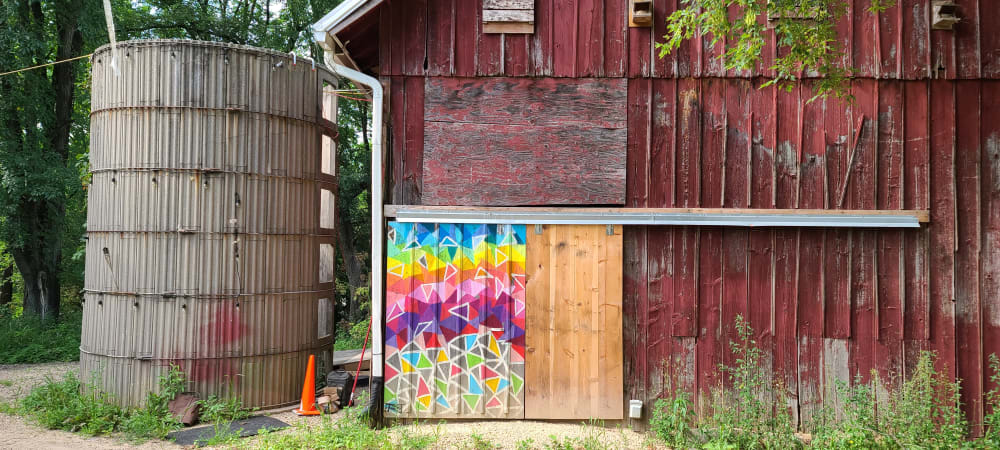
<box><xmin>658</xmin><ymin>0</ymin><xmax>896</xmax><ymax>99</ymax></box>
<box><xmin>0</xmin><ymin>0</ymin><xmax>101</xmax><ymax>320</ymax></box>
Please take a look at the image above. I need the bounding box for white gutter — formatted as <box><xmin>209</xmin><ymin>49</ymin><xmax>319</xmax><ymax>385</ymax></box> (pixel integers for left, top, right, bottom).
<box><xmin>323</xmin><ymin>56</ymin><xmax>386</xmax><ymax>381</ymax></box>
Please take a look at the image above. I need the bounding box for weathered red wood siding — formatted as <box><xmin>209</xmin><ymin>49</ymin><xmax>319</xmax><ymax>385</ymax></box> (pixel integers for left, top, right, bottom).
<box><xmin>374</xmin><ymin>0</ymin><xmax>1000</xmax><ymax>431</ymax></box>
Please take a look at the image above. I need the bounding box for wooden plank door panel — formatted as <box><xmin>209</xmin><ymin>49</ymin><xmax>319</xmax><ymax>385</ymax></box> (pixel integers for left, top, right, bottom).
<box><xmin>525</xmin><ymin>224</ymin><xmax>624</xmax><ymax>419</ymax></box>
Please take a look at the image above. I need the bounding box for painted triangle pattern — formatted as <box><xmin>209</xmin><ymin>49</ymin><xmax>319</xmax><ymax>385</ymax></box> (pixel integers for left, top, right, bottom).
<box><xmin>384</xmin><ymin>222</ymin><xmax>526</xmax><ymax>419</ymax></box>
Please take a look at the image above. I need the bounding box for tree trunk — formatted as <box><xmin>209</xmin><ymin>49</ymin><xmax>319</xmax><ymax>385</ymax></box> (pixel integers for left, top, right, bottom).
<box><xmin>0</xmin><ymin>263</ymin><xmax>12</xmax><ymax>306</ymax></box>
<box><xmin>336</xmin><ymin>208</ymin><xmax>366</xmax><ymax>322</ymax></box>
<box><xmin>11</xmin><ymin>238</ymin><xmax>61</xmax><ymax>321</ymax></box>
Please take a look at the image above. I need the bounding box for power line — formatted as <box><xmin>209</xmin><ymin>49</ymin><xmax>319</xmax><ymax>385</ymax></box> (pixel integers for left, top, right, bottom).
<box><xmin>0</xmin><ymin>53</ymin><xmax>94</xmax><ymax>78</ymax></box>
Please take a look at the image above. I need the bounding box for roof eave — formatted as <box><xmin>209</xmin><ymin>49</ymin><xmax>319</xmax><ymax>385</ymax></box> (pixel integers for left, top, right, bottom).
<box><xmin>311</xmin><ymin>0</ymin><xmax>385</xmax><ymax>51</ymax></box>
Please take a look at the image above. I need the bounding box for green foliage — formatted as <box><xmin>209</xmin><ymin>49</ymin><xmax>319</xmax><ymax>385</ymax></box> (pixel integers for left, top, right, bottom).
<box><xmin>199</xmin><ymin>394</ymin><xmax>255</xmax><ymax>423</ymax></box>
<box><xmin>253</xmin><ymin>406</ymin><xmax>437</xmax><ymax>450</ymax></box>
<box><xmin>515</xmin><ymin>437</ymin><xmax>536</xmax><ymax>450</ymax></box>
<box><xmin>195</xmin><ymin>422</ymin><xmax>244</xmax><ymax>447</ymax></box>
<box><xmin>810</xmin><ymin>375</ymin><xmax>886</xmax><ymax>449</ymax></box>
<box><xmin>465</xmin><ymin>432</ymin><xmax>499</xmax><ymax>450</ymax></box>
<box><xmin>882</xmin><ymin>351</ymin><xmax>967</xmax><ymax>448</ymax></box>
<box><xmin>0</xmin><ymin>308</ymin><xmax>82</xmax><ymax>363</ymax></box>
<box><xmin>984</xmin><ymin>354</ymin><xmax>1000</xmax><ymax>446</ymax></box>
<box><xmin>17</xmin><ymin>373</ymin><xmax>125</xmax><ymax>436</ymax></box>
<box><xmin>703</xmin><ymin>315</ymin><xmax>799</xmax><ymax>449</ymax></box>
<box><xmin>335</xmin><ymin>316</ymin><xmax>371</xmax><ymax>350</ymax></box>
<box><xmin>650</xmin><ymin>388</ymin><xmax>697</xmax><ymax>448</ymax></box>
<box><xmin>657</xmin><ymin>0</ymin><xmax>896</xmax><ymax>100</ymax></box>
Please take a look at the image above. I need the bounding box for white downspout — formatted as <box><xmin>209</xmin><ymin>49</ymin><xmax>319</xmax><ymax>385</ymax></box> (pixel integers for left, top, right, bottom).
<box><xmin>324</xmin><ymin>55</ymin><xmax>386</xmax><ymax>389</ymax></box>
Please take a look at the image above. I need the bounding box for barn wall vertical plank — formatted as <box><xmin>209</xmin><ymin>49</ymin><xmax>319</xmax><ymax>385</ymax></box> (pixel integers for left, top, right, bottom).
<box><xmin>602</xmin><ymin>0</ymin><xmax>627</xmax><ymax>77</ymax></box>
<box><xmin>903</xmin><ymin>81</ymin><xmax>930</xmax><ymax>342</ymax></box>
<box><xmin>389</xmin><ymin>76</ymin><xmax>407</xmax><ymax>204</ymax></box>
<box><xmin>626</xmin><ymin>3</ymin><xmax>651</xmax><ymax>77</ymax></box>
<box><xmin>504</xmin><ymin>34</ymin><xmax>532</xmax><ymax>77</ymax></box>
<box><xmin>981</xmin><ymin>81</ymin><xmax>1000</xmax><ymax>414</ymax></box>
<box><xmin>852</xmin><ymin>0</ymin><xmax>878</xmax><ymax>78</ymax></box>
<box><xmin>954</xmin><ymin>0</ymin><xmax>981</xmax><ymax>79</ymax></box>
<box><xmin>771</xmin><ymin>84</ymin><xmax>801</xmax><ymax>427</ymax></box>
<box><xmin>651</xmin><ymin>0</ymin><xmax>675</xmax><ymax>78</ymax></box>
<box><xmin>696</xmin><ymin>78</ymin><xmax>725</xmax><ymax>416</ymax></box>
<box><xmin>955</xmin><ymin>80</ymin><xmax>983</xmax><ymax>433</ymax></box>
<box><xmin>823</xmin><ymin>93</ymin><xmax>852</xmax><ymax>340</ymax></box>
<box><xmin>623</xmin><ymin>78</ymin><xmax>650</xmax><ymax>425</ymax></box>
<box><xmin>552</xmin><ymin>0</ymin><xmax>578</xmax><ymax>77</ymax></box>
<box><xmin>402</xmin><ymin>77</ymin><xmax>424</xmax><ymax>204</ymax></box>
<box><xmin>531</xmin><ymin>0</ymin><xmax>554</xmax><ymax>76</ymax></box>
<box><xmin>930</xmin><ymin>23</ymin><xmax>956</xmax><ymax>80</ymax></box>
<box><xmin>877</xmin><ymin>0</ymin><xmax>902</xmax><ymax>78</ymax></box>
<box><xmin>576</xmin><ymin>0</ymin><xmax>603</xmax><ymax>77</ymax></box>
<box><xmin>646</xmin><ymin>79</ymin><xmax>674</xmax><ymax>400</ymax></box>
<box><xmin>672</xmin><ymin>79</ymin><xmax>701</xmax><ymax>339</ymax></box>
<box><xmin>796</xmin><ymin>81</ymin><xmax>828</xmax><ymax>426</ymax></box>
<box><xmin>900</xmin><ymin>0</ymin><xmax>930</xmax><ymax>79</ymax></box>
<box><xmin>453</xmin><ymin>0</ymin><xmax>478</xmax><ymax>77</ymax></box>
<box><xmin>748</xmin><ymin>81</ymin><xmax>776</xmax><ymax>403</ymax></box>
<box><xmin>846</xmin><ymin>81</ymin><xmax>877</xmax><ymax>384</ymax></box>
<box><xmin>403</xmin><ymin>0</ymin><xmax>428</xmax><ymax>76</ymax></box>
<box><xmin>476</xmin><ymin>2</ymin><xmax>503</xmax><ymax>76</ymax></box>
<box><xmin>928</xmin><ymin>79</ymin><xmax>958</xmax><ymax>384</ymax></box>
<box><xmin>721</xmin><ymin>80</ymin><xmax>751</xmax><ymax>375</ymax></box>
<box><xmin>982</xmin><ymin>1</ymin><xmax>1000</xmax><ymax>78</ymax></box>
<box><xmin>426</xmin><ymin>0</ymin><xmax>455</xmax><ymax>76</ymax></box>
<box><xmin>875</xmin><ymin>80</ymin><xmax>905</xmax><ymax>385</ymax></box>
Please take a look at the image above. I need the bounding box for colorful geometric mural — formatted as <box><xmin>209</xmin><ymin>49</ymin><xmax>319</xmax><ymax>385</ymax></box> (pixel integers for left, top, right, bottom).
<box><xmin>384</xmin><ymin>222</ymin><xmax>526</xmax><ymax>418</ymax></box>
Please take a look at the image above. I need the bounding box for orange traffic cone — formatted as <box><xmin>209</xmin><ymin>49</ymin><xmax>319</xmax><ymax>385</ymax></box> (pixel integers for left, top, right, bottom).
<box><xmin>294</xmin><ymin>354</ymin><xmax>322</xmax><ymax>416</ymax></box>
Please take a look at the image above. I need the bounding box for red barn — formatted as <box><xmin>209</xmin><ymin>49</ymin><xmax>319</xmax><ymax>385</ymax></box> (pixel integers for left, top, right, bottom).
<box><xmin>313</xmin><ymin>0</ymin><xmax>1000</xmax><ymax>430</ymax></box>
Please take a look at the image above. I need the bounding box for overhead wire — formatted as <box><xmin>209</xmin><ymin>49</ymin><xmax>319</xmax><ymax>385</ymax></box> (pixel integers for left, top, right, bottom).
<box><xmin>0</xmin><ymin>53</ymin><xmax>94</xmax><ymax>78</ymax></box>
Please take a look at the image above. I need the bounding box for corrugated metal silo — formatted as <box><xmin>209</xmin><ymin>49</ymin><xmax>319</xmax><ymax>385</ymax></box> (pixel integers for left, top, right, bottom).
<box><xmin>83</xmin><ymin>40</ymin><xmax>340</xmax><ymax>408</ymax></box>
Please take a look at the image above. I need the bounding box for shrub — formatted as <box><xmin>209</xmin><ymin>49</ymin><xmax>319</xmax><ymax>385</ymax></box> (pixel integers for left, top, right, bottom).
<box><xmin>200</xmin><ymin>393</ymin><xmax>255</xmax><ymax>423</ymax></box>
<box><xmin>0</xmin><ymin>308</ymin><xmax>82</xmax><ymax>364</ymax></box>
<box><xmin>703</xmin><ymin>315</ymin><xmax>800</xmax><ymax>449</ymax></box>
<box><xmin>650</xmin><ymin>388</ymin><xmax>696</xmax><ymax>448</ymax></box>
<box><xmin>984</xmin><ymin>354</ymin><xmax>1000</xmax><ymax>446</ymax></box>
<box><xmin>18</xmin><ymin>372</ymin><xmax>124</xmax><ymax>436</ymax></box>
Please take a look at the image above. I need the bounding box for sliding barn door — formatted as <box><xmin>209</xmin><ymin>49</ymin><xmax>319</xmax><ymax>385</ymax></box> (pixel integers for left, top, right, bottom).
<box><xmin>524</xmin><ymin>224</ymin><xmax>624</xmax><ymax>419</ymax></box>
<box><xmin>384</xmin><ymin>222</ymin><xmax>527</xmax><ymax>418</ymax></box>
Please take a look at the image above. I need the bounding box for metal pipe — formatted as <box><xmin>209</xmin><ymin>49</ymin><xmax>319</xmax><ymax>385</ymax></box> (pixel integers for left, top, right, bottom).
<box><xmin>324</xmin><ymin>56</ymin><xmax>385</xmax><ymax>380</ymax></box>
<box><xmin>387</xmin><ymin>208</ymin><xmax>923</xmax><ymax>228</ymax></box>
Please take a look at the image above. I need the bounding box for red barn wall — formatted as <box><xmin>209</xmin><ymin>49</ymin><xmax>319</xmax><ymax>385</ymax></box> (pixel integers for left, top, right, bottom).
<box><xmin>375</xmin><ymin>0</ymin><xmax>1000</xmax><ymax>430</ymax></box>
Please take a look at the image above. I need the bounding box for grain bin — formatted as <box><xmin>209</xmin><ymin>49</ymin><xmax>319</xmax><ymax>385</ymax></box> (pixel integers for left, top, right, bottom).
<box><xmin>83</xmin><ymin>40</ymin><xmax>340</xmax><ymax>408</ymax></box>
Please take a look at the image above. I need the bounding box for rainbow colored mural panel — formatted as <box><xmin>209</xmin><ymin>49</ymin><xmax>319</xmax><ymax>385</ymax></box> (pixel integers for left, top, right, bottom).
<box><xmin>384</xmin><ymin>222</ymin><xmax>526</xmax><ymax>418</ymax></box>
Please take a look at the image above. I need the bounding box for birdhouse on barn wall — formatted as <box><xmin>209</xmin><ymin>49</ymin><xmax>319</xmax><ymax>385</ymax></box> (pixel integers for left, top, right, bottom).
<box><xmin>931</xmin><ymin>1</ymin><xmax>960</xmax><ymax>30</ymax></box>
<box><xmin>629</xmin><ymin>0</ymin><xmax>653</xmax><ymax>27</ymax></box>
<box><xmin>482</xmin><ymin>0</ymin><xmax>534</xmax><ymax>34</ymax></box>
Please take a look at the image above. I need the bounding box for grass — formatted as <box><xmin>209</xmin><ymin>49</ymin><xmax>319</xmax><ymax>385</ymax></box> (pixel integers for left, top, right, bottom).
<box><xmin>11</xmin><ymin>365</ymin><xmax>255</xmax><ymax>443</ymax></box>
<box><xmin>650</xmin><ymin>314</ymin><xmax>1000</xmax><ymax>449</ymax></box>
<box><xmin>0</xmin><ymin>379</ymin><xmax>13</xmax><ymax>387</ymax></box>
<box><xmin>251</xmin><ymin>407</ymin><xmax>438</xmax><ymax>450</ymax></box>
<box><xmin>0</xmin><ymin>309</ymin><xmax>82</xmax><ymax>364</ymax></box>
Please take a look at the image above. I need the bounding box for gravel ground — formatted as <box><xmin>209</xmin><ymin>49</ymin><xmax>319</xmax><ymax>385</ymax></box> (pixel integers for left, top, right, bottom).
<box><xmin>0</xmin><ymin>362</ymin><xmax>662</xmax><ymax>449</ymax></box>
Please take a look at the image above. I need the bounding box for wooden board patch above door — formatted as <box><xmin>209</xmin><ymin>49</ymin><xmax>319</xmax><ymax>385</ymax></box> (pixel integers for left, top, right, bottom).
<box><xmin>524</xmin><ymin>224</ymin><xmax>624</xmax><ymax>419</ymax></box>
<box><xmin>422</xmin><ymin>77</ymin><xmax>627</xmax><ymax>206</ymax></box>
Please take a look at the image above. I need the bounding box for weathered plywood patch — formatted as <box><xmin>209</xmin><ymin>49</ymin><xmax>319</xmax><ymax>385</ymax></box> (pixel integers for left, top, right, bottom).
<box><xmin>422</xmin><ymin>77</ymin><xmax>627</xmax><ymax>206</ymax></box>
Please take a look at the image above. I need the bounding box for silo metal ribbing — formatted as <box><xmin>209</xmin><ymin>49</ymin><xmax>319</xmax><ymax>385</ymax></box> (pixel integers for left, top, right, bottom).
<box><xmin>83</xmin><ymin>40</ymin><xmax>338</xmax><ymax>408</ymax></box>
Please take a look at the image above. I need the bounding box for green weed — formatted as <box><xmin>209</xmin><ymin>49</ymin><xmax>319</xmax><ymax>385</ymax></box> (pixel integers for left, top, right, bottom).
<box><xmin>650</xmin><ymin>387</ymin><xmax>696</xmax><ymax>448</ymax></box>
<box><xmin>515</xmin><ymin>437</ymin><xmax>536</xmax><ymax>450</ymax></box>
<box><xmin>465</xmin><ymin>432</ymin><xmax>498</xmax><ymax>450</ymax></box>
<box><xmin>253</xmin><ymin>406</ymin><xmax>437</xmax><ymax>450</ymax></box>
<box><xmin>703</xmin><ymin>315</ymin><xmax>800</xmax><ymax>449</ymax></box>
<box><xmin>984</xmin><ymin>354</ymin><xmax>1000</xmax><ymax>446</ymax></box>
<box><xmin>18</xmin><ymin>372</ymin><xmax>124</xmax><ymax>436</ymax></box>
<box><xmin>200</xmin><ymin>394</ymin><xmax>255</xmax><ymax>423</ymax></box>
<box><xmin>195</xmin><ymin>422</ymin><xmax>244</xmax><ymax>447</ymax></box>
<box><xmin>0</xmin><ymin>309</ymin><xmax>82</xmax><ymax>364</ymax></box>
<box><xmin>0</xmin><ymin>379</ymin><xmax>13</xmax><ymax>387</ymax></box>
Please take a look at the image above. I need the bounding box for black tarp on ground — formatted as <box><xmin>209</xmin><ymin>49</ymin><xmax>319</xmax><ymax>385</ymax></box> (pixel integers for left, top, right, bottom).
<box><xmin>167</xmin><ymin>416</ymin><xmax>289</xmax><ymax>446</ymax></box>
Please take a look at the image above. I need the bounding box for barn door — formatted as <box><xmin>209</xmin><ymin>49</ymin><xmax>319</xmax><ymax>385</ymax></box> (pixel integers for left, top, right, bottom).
<box><xmin>384</xmin><ymin>222</ymin><xmax>527</xmax><ymax>418</ymax></box>
<box><xmin>524</xmin><ymin>224</ymin><xmax>624</xmax><ymax>419</ymax></box>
